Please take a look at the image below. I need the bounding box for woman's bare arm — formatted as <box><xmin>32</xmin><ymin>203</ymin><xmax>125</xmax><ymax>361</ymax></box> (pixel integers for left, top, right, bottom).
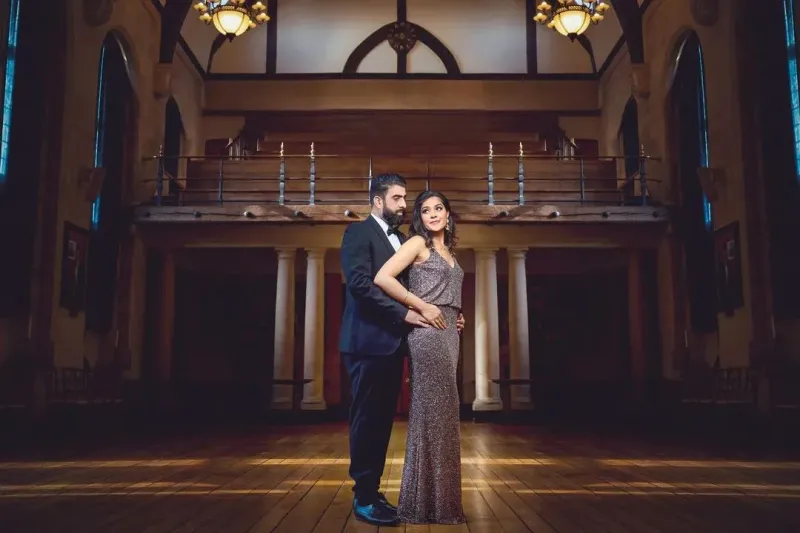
<box><xmin>375</xmin><ymin>236</ymin><xmax>446</xmax><ymax>329</ymax></box>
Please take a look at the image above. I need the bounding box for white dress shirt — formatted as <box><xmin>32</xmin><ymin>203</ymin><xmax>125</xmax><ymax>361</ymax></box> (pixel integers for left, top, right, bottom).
<box><xmin>371</xmin><ymin>213</ymin><xmax>401</xmax><ymax>252</ymax></box>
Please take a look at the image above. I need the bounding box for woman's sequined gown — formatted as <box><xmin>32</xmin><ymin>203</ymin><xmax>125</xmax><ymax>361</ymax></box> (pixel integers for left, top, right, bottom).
<box><xmin>397</xmin><ymin>248</ymin><xmax>466</xmax><ymax>525</ymax></box>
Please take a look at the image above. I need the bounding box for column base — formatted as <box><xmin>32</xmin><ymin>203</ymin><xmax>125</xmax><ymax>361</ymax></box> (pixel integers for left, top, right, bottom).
<box><xmin>472</xmin><ymin>398</ymin><xmax>503</xmax><ymax>411</ymax></box>
<box><xmin>271</xmin><ymin>398</ymin><xmax>293</xmax><ymax>410</ymax></box>
<box><xmin>511</xmin><ymin>399</ymin><xmax>535</xmax><ymax>410</ymax></box>
<box><xmin>301</xmin><ymin>399</ymin><xmax>327</xmax><ymax>411</ymax></box>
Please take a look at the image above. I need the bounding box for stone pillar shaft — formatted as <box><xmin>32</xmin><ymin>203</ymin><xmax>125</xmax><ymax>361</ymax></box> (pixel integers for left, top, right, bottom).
<box><xmin>302</xmin><ymin>248</ymin><xmax>326</xmax><ymax>410</ymax></box>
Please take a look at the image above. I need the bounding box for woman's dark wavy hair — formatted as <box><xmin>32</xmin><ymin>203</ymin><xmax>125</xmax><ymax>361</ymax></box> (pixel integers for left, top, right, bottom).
<box><xmin>409</xmin><ymin>190</ymin><xmax>458</xmax><ymax>251</ymax></box>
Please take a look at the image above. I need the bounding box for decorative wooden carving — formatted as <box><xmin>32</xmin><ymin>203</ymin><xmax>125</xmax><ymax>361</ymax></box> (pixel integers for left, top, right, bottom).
<box><xmin>387</xmin><ymin>21</ymin><xmax>417</xmax><ymax>52</ymax></box>
<box><xmin>343</xmin><ymin>22</ymin><xmax>460</xmax><ymax>74</ymax></box>
<box><xmin>152</xmin><ymin>62</ymin><xmax>173</xmax><ymax>98</ymax></box>
<box><xmin>83</xmin><ymin>0</ymin><xmax>115</xmax><ymax>27</ymax></box>
<box><xmin>630</xmin><ymin>63</ymin><xmax>650</xmax><ymax>99</ymax></box>
<box><xmin>690</xmin><ymin>0</ymin><xmax>719</xmax><ymax>27</ymax></box>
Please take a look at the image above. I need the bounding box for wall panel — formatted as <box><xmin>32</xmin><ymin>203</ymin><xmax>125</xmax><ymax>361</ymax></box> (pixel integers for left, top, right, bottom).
<box><xmin>276</xmin><ymin>0</ymin><xmax>396</xmax><ymax>73</ymax></box>
<box><xmin>407</xmin><ymin>43</ymin><xmax>447</xmax><ymax>74</ymax></box>
<box><xmin>211</xmin><ymin>24</ymin><xmax>268</xmax><ymax>74</ymax></box>
<box><xmin>537</xmin><ymin>28</ymin><xmax>593</xmax><ymax>74</ymax></box>
<box><xmin>406</xmin><ymin>0</ymin><xmax>527</xmax><ymax>74</ymax></box>
<box><xmin>358</xmin><ymin>41</ymin><xmax>396</xmax><ymax>74</ymax></box>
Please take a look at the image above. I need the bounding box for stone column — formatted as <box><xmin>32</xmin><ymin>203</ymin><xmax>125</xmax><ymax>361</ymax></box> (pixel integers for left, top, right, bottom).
<box><xmin>156</xmin><ymin>250</ymin><xmax>175</xmax><ymax>383</ymax></box>
<box><xmin>628</xmin><ymin>250</ymin><xmax>646</xmax><ymax>402</ymax></box>
<box><xmin>301</xmin><ymin>248</ymin><xmax>326</xmax><ymax>410</ymax></box>
<box><xmin>508</xmin><ymin>247</ymin><xmax>533</xmax><ymax>409</ymax></box>
<box><xmin>473</xmin><ymin>248</ymin><xmax>502</xmax><ymax>411</ymax></box>
<box><xmin>272</xmin><ymin>247</ymin><xmax>296</xmax><ymax>409</ymax></box>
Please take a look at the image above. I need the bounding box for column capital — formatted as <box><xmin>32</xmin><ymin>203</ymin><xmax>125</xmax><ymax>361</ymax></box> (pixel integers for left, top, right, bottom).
<box><xmin>473</xmin><ymin>247</ymin><xmax>498</xmax><ymax>258</ymax></box>
<box><xmin>305</xmin><ymin>248</ymin><xmax>327</xmax><ymax>260</ymax></box>
<box><xmin>506</xmin><ymin>246</ymin><xmax>529</xmax><ymax>259</ymax></box>
<box><xmin>275</xmin><ymin>247</ymin><xmax>297</xmax><ymax>260</ymax></box>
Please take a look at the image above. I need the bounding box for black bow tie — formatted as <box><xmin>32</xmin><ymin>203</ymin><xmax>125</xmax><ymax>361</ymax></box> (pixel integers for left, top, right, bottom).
<box><xmin>387</xmin><ymin>227</ymin><xmax>400</xmax><ymax>237</ymax></box>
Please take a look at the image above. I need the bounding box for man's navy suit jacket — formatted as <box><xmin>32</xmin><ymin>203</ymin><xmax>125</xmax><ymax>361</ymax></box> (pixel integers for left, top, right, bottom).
<box><xmin>339</xmin><ymin>216</ymin><xmax>410</xmax><ymax>356</ymax></box>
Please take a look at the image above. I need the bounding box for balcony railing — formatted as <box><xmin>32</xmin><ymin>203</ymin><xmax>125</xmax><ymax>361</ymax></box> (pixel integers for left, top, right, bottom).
<box><xmin>144</xmin><ymin>144</ymin><xmax>660</xmax><ymax>209</ymax></box>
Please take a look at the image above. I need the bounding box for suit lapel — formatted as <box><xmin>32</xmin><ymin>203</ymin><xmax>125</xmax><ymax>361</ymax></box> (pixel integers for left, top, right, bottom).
<box><xmin>366</xmin><ymin>215</ymin><xmax>396</xmax><ymax>257</ymax></box>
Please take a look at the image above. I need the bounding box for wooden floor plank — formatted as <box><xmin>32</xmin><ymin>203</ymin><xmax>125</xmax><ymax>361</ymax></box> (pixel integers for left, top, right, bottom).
<box><xmin>1</xmin><ymin>421</ymin><xmax>799</xmax><ymax>533</ymax></box>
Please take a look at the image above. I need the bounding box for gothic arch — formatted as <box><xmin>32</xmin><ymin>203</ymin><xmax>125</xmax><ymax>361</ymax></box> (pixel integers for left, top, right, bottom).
<box><xmin>103</xmin><ymin>28</ymin><xmax>140</xmax><ymax>100</ymax></box>
<box><xmin>343</xmin><ymin>22</ymin><xmax>460</xmax><ymax>75</ymax></box>
<box><xmin>619</xmin><ymin>96</ymin><xmax>640</xmax><ymax>178</ymax></box>
<box><xmin>665</xmin><ymin>27</ymin><xmax>703</xmax><ymax>93</ymax></box>
<box><xmin>164</xmin><ymin>96</ymin><xmax>184</xmax><ymax>181</ymax></box>
<box><xmin>665</xmin><ymin>30</ymin><xmax>717</xmax><ymax>333</ymax></box>
<box><xmin>85</xmin><ymin>31</ymin><xmax>139</xmax><ymax>334</ymax></box>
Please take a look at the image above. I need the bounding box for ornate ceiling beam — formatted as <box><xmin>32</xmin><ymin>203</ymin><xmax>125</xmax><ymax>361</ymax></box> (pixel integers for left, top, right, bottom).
<box><xmin>608</xmin><ymin>0</ymin><xmax>644</xmax><ymax>63</ymax></box>
<box><xmin>159</xmin><ymin>0</ymin><xmax>194</xmax><ymax>63</ymax></box>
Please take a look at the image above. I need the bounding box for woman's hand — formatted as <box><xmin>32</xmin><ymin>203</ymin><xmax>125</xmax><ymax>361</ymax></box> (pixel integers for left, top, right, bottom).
<box><xmin>421</xmin><ymin>303</ymin><xmax>447</xmax><ymax>329</ymax></box>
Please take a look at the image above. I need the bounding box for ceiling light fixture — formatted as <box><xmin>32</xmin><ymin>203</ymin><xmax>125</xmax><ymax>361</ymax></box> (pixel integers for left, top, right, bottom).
<box><xmin>193</xmin><ymin>1</ymin><xmax>269</xmax><ymax>41</ymax></box>
<box><xmin>533</xmin><ymin>0</ymin><xmax>610</xmax><ymax>40</ymax></box>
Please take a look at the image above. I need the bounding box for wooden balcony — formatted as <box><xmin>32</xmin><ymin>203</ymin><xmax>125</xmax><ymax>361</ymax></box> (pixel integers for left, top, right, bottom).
<box><xmin>134</xmin><ymin>147</ymin><xmax>666</xmax><ymax>227</ymax></box>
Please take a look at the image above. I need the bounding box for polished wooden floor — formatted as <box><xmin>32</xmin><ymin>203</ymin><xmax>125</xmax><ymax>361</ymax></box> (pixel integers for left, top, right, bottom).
<box><xmin>1</xmin><ymin>421</ymin><xmax>799</xmax><ymax>532</ymax></box>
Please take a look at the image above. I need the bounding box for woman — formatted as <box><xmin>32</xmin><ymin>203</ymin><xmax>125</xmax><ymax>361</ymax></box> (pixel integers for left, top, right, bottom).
<box><xmin>374</xmin><ymin>191</ymin><xmax>465</xmax><ymax>524</ymax></box>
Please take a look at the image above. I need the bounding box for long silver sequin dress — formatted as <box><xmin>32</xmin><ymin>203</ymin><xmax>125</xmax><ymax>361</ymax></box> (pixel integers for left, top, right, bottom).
<box><xmin>398</xmin><ymin>248</ymin><xmax>466</xmax><ymax>525</ymax></box>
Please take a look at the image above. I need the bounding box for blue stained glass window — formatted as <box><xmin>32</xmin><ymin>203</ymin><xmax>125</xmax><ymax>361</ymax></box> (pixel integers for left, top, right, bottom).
<box><xmin>696</xmin><ymin>45</ymin><xmax>713</xmax><ymax>230</ymax></box>
<box><xmin>0</xmin><ymin>0</ymin><xmax>21</xmax><ymax>185</ymax></box>
<box><xmin>783</xmin><ymin>0</ymin><xmax>800</xmax><ymax>180</ymax></box>
<box><xmin>91</xmin><ymin>44</ymin><xmax>107</xmax><ymax>229</ymax></box>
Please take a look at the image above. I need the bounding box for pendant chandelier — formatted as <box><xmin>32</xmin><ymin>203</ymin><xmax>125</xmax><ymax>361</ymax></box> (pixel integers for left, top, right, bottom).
<box><xmin>533</xmin><ymin>0</ymin><xmax>610</xmax><ymax>40</ymax></box>
<box><xmin>193</xmin><ymin>1</ymin><xmax>270</xmax><ymax>40</ymax></box>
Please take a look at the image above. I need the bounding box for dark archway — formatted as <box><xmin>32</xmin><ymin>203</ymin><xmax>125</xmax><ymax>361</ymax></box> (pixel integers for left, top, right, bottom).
<box><xmin>0</xmin><ymin>0</ymin><xmax>68</xmax><ymax>322</ymax></box>
<box><xmin>620</xmin><ymin>96</ymin><xmax>640</xmax><ymax>179</ymax></box>
<box><xmin>667</xmin><ymin>31</ymin><xmax>716</xmax><ymax>333</ymax></box>
<box><xmin>759</xmin><ymin>0</ymin><xmax>800</xmax><ymax>319</ymax></box>
<box><xmin>85</xmin><ymin>32</ymin><xmax>138</xmax><ymax>335</ymax></box>
<box><xmin>164</xmin><ymin>96</ymin><xmax>183</xmax><ymax>196</ymax></box>
<box><xmin>0</xmin><ymin>0</ymin><xmax>69</xmax><ymax>407</ymax></box>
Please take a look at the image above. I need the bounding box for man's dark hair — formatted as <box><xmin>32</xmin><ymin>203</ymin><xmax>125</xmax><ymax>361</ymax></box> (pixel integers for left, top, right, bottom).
<box><xmin>369</xmin><ymin>173</ymin><xmax>407</xmax><ymax>206</ymax></box>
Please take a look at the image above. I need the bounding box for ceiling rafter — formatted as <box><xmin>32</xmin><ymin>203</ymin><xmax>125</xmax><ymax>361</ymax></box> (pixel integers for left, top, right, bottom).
<box><xmin>159</xmin><ymin>0</ymin><xmax>194</xmax><ymax>63</ymax></box>
<box><xmin>608</xmin><ymin>0</ymin><xmax>644</xmax><ymax>63</ymax></box>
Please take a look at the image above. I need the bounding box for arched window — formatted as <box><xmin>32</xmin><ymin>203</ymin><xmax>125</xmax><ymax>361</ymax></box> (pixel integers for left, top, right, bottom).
<box><xmin>164</xmin><ymin>97</ymin><xmax>183</xmax><ymax>198</ymax></box>
<box><xmin>620</xmin><ymin>97</ymin><xmax>640</xmax><ymax>179</ymax></box>
<box><xmin>783</xmin><ymin>0</ymin><xmax>800</xmax><ymax>178</ymax></box>
<box><xmin>85</xmin><ymin>33</ymin><xmax>135</xmax><ymax>334</ymax></box>
<box><xmin>669</xmin><ymin>31</ymin><xmax>716</xmax><ymax>333</ymax></box>
<box><xmin>0</xmin><ymin>0</ymin><xmax>20</xmax><ymax>187</ymax></box>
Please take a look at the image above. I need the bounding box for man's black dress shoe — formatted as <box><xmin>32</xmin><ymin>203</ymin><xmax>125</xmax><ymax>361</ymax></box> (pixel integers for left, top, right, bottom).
<box><xmin>353</xmin><ymin>496</ymin><xmax>399</xmax><ymax>526</ymax></box>
<box><xmin>377</xmin><ymin>492</ymin><xmax>397</xmax><ymax>513</ymax></box>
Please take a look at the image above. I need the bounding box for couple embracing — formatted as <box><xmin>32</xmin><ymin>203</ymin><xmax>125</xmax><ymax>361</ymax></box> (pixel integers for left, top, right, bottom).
<box><xmin>339</xmin><ymin>173</ymin><xmax>466</xmax><ymax>526</ymax></box>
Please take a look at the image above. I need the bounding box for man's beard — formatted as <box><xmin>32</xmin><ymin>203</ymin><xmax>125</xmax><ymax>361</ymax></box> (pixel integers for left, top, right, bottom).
<box><xmin>382</xmin><ymin>206</ymin><xmax>404</xmax><ymax>229</ymax></box>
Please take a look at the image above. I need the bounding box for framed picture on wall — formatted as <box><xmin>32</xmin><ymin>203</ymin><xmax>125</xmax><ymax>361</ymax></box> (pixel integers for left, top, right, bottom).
<box><xmin>714</xmin><ymin>221</ymin><xmax>744</xmax><ymax>316</ymax></box>
<box><xmin>59</xmin><ymin>222</ymin><xmax>89</xmax><ymax>317</ymax></box>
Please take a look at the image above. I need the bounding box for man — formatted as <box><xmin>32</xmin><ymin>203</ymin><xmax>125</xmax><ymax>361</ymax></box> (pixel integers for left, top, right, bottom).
<box><xmin>339</xmin><ymin>173</ymin><xmax>424</xmax><ymax>526</ymax></box>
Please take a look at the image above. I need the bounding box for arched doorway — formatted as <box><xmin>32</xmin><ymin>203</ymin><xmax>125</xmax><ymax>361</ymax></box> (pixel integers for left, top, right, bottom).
<box><xmin>619</xmin><ymin>96</ymin><xmax>641</xmax><ymax>203</ymax></box>
<box><xmin>667</xmin><ymin>31</ymin><xmax>717</xmax><ymax>334</ymax></box>
<box><xmin>85</xmin><ymin>33</ymin><xmax>138</xmax><ymax>335</ymax></box>
<box><xmin>163</xmin><ymin>96</ymin><xmax>183</xmax><ymax>200</ymax></box>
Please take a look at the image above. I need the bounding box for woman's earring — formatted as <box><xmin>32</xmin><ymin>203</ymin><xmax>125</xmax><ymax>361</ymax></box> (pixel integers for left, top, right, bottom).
<box><xmin>445</xmin><ymin>218</ymin><xmax>451</xmax><ymax>233</ymax></box>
